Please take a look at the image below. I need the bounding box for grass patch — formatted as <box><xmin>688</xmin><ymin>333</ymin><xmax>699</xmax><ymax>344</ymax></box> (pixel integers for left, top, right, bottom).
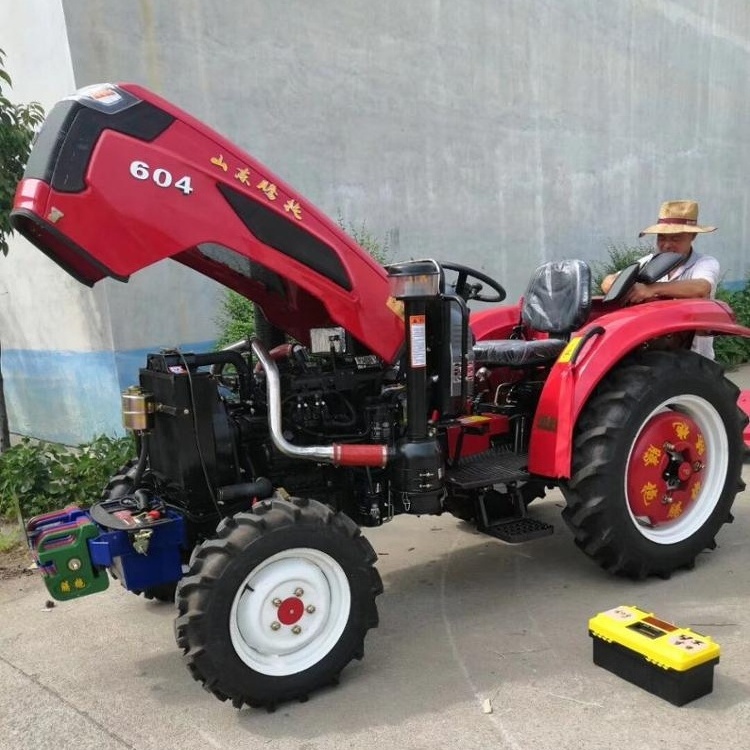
<box><xmin>0</xmin><ymin>525</ymin><xmax>23</xmax><ymax>553</ymax></box>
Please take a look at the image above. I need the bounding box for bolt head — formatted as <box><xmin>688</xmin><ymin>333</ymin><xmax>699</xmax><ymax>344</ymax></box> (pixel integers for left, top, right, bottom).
<box><xmin>272</xmin><ymin>598</ymin><xmax>282</xmax><ymax>607</ymax></box>
<box><xmin>67</xmin><ymin>558</ymin><xmax>82</xmax><ymax>571</ymax></box>
<box><xmin>294</xmin><ymin>587</ymin><xmax>304</xmax><ymax>597</ymax></box>
<box><xmin>306</xmin><ymin>604</ymin><xmax>316</xmax><ymax>614</ymax></box>
<box><xmin>291</xmin><ymin>625</ymin><xmax>302</xmax><ymax>635</ymax></box>
<box><xmin>270</xmin><ymin>621</ymin><xmax>281</xmax><ymax>631</ymax></box>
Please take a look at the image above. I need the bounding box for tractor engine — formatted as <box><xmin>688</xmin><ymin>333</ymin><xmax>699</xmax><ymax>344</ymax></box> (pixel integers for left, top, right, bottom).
<box><xmin>130</xmin><ymin>327</ymin><xmax>408</xmax><ymax>536</ymax></box>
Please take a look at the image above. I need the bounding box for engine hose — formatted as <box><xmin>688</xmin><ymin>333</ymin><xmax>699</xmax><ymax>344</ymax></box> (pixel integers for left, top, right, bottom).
<box><xmin>218</xmin><ymin>477</ymin><xmax>274</xmax><ymax>503</ymax></box>
<box><xmin>132</xmin><ymin>432</ymin><xmax>149</xmax><ymax>487</ymax></box>
<box><xmin>189</xmin><ymin>350</ymin><xmax>252</xmax><ymax>401</ymax></box>
<box><xmin>187</xmin><ymin>350</ymin><xmax>250</xmax><ymax>374</ymax></box>
<box><xmin>254</xmin><ymin>343</ymin><xmax>296</xmax><ymax>374</ymax></box>
<box><xmin>251</xmin><ymin>338</ymin><xmax>391</xmax><ymax>467</ymax></box>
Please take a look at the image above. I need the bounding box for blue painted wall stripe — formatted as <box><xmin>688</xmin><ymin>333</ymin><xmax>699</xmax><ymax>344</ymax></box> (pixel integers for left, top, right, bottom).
<box><xmin>3</xmin><ymin>341</ymin><xmax>216</xmax><ymax>445</ymax></box>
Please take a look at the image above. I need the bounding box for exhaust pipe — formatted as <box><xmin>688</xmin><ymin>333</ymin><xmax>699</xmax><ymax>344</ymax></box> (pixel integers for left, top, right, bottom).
<box><xmin>250</xmin><ymin>339</ymin><xmax>389</xmax><ymax>468</ymax></box>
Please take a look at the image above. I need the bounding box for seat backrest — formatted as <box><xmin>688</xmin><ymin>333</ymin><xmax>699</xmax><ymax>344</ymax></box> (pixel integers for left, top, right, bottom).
<box><xmin>521</xmin><ymin>259</ymin><xmax>591</xmax><ymax>334</ymax></box>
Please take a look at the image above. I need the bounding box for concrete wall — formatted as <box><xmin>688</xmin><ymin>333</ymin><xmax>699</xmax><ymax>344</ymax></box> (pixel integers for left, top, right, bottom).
<box><xmin>61</xmin><ymin>0</ymin><xmax>750</xmax><ymax>291</ymax></box>
<box><xmin>0</xmin><ymin>0</ymin><xmax>223</xmax><ymax>443</ymax></box>
<box><xmin>2</xmin><ymin>0</ymin><xmax>750</xmax><ymax>442</ymax></box>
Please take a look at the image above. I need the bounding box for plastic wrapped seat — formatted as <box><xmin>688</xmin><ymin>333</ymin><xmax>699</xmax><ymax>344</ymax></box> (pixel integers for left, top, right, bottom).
<box><xmin>473</xmin><ymin>260</ymin><xmax>591</xmax><ymax>367</ymax></box>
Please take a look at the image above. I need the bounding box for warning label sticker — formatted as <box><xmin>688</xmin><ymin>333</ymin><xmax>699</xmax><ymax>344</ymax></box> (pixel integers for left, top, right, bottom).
<box><xmin>410</xmin><ymin>315</ymin><xmax>426</xmax><ymax>368</ymax></box>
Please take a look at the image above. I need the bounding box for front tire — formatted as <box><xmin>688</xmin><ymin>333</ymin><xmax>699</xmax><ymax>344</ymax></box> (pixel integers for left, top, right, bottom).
<box><xmin>175</xmin><ymin>496</ymin><xmax>382</xmax><ymax>709</ymax></box>
<box><xmin>561</xmin><ymin>351</ymin><xmax>746</xmax><ymax>578</ymax></box>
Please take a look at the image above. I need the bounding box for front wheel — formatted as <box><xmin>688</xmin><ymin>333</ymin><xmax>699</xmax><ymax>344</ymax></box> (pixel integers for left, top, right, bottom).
<box><xmin>175</xmin><ymin>497</ymin><xmax>382</xmax><ymax>709</ymax></box>
<box><xmin>561</xmin><ymin>351</ymin><xmax>746</xmax><ymax>578</ymax></box>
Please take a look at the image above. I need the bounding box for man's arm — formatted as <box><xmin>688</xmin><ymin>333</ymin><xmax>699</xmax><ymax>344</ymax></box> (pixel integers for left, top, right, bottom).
<box><xmin>626</xmin><ymin>278</ymin><xmax>712</xmax><ymax>303</ymax></box>
<box><xmin>626</xmin><ymin>255</ymin><xmax>719</xmax><ymax>304</ymax></box>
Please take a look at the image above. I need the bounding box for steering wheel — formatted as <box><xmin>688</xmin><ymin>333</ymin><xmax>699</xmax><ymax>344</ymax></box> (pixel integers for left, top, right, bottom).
<box><xmin>440</xmin><ymin>262</ymin><xmax>506</xmax><ymax>303</ymax></box>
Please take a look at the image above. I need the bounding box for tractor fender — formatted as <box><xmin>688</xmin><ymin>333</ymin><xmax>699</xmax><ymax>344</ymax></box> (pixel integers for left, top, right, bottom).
<box><xmin>470</xmin><ymin>302</ymin><xmax>523</xmax><ymax>340</ymax></box>
<box><xmin>527</xmin><ymin>298</ymin><xmax>750</xmax><ymax>479</ymax></box>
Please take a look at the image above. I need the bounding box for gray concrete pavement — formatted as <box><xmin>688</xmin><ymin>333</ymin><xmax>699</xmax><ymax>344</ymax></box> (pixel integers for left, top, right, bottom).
<box><xmin>727</xmin><ymin>364</ymin><xmax>750</xmax><ymax>392</ymax></box>
<box><xmin>2</xmin><ymin>368</ymin><xmax>750</xmax><ymax>749</ymax></box>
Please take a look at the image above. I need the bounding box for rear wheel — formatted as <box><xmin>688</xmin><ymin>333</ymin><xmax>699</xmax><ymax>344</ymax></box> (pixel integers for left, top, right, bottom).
<box><xmin>175</xmin><ymin>496</ymin><xmax>381</xmax><ymax>709</ymax></box>
<box><xmin>562</xmin><ymin>351</ymin><xmax>746</xmax><ymax>578</ymax></box>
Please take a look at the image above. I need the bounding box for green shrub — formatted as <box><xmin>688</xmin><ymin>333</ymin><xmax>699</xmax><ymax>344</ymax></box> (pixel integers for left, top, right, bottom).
<box><xmin>338</xmin><ymin>216</ymin><xmax>392</xmax><ymax>265</ymax></box>
<box><xmin>0</xmin><ymin>434</ymin><xmax>135</xmax><ymax>521</ymax></box>
<box><xmin>591</xmin><ymin>243</ymin><xmax>651</xmax><ymax>291</ymax></box>
<box><xmin>715</xmin><ymin>281</ymin><xmax>750</xmax><ymax>367</ymax></box>
<box><xmin>216</xmin><ymin>291</ymin><xmax>256</xmax><ymax>349</ymax></box>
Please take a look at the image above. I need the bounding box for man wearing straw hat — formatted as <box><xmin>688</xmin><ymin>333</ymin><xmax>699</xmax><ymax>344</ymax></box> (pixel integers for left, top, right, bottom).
<box><xmin>601</xmin><ymin>200</ymin><xmax>720</xmax><ymax>359</ymax></box>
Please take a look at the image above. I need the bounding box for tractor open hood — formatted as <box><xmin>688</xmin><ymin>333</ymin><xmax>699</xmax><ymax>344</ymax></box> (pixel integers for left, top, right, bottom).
<box><xmin>11</xmin><ymin>83</ymin><xmax>404</xmax><ymax>362</ymax></box>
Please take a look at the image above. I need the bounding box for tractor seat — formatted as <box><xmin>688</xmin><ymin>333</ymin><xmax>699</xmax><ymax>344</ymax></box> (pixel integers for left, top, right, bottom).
<box><xmin>473</xmin><ymin>259</ymin><xmax>591</xmax><ymax>367</ymax></box>
<box><xmin>473</xmin><ymin>337</ymin><xmax>568</xmax><ymax>367</ymax></box>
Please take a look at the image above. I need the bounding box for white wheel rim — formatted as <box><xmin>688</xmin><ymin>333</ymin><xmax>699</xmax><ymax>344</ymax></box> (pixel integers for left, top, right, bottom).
<box><xmin>624</xmin><ymin>394</ymin><xmax>728</xmax><ymax>544</ymax></box>
<box><xmin>229</xmin><ymin>548</ymin><xmax>351</xmax><ymax>676</ymax></box>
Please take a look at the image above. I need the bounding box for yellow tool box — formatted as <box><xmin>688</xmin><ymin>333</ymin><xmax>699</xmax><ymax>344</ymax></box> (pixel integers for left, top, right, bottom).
<box><xmin>589</xmin><ymin>605</ymin><xmax>720</xmax><ymax>706</ymax></box>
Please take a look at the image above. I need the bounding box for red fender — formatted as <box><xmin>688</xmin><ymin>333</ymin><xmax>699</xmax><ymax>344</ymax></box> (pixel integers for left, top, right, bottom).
<box><xmin>738</xmin><ymin>391</ymin><xmax>750</xmax><ymax>448</ymax></box>
<box><xmin>528</xmin><ymin>299</ymin><xmax>750</xmax><ymax>479</ymax></box>
<box><xmin>470</xmin><ymin>303</ymin><xmax>523</xmax><ymax>340</ymax></box>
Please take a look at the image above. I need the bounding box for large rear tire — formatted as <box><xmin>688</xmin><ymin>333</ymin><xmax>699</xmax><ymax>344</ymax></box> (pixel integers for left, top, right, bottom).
<box><xmin>561</xmin><ymin>351</ymin><xmax>746</xmax><ymax>578</ymax></box>
<box><xmin>175</xmin><ymin>496</ymin><xmax>382</xmax><ymax>709</ymax></box>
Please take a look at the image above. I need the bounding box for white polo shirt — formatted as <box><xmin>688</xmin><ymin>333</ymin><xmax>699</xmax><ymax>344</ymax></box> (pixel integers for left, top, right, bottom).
<box><xmin>638</xmin><ymin>250</ymin><xmax>720</xmax><ymax>359</ymax></box>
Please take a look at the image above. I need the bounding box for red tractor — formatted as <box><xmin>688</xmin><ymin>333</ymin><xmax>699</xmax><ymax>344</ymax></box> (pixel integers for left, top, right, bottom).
<box><xmin>13</xmin><ymin>83</ymin><xmax>750</xmax><ymax>709</ymax></box>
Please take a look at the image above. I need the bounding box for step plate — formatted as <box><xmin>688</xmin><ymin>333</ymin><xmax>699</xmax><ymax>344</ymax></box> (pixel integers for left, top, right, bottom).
<box><xmin>447</xmin><ymin>450</ymin><xmax>530</xmax><ymax>489</ymax></box>
<box><xmin>481</xmin><ymin>517</ymin><xmax>554</xmax><ymax>543</ymax></box>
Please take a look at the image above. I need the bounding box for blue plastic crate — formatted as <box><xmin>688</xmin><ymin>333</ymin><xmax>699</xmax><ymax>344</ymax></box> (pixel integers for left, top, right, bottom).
<box><xmin>88</xmin><ymin>511</ymin><xmax>185</xmax><ymax>592</ymax></box>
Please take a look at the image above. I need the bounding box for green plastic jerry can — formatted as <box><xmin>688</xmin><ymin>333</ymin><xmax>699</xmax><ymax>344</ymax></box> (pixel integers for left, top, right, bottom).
<box><xmin>36</xmin><ymin>520</ymin><xmax>109</xmax><ymax>601</ymax></box>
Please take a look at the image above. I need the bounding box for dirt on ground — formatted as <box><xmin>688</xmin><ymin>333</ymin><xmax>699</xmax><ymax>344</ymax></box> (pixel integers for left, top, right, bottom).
<box><xmin>0</xmin><ymin>543</ymin><xmax>34</xmax><ymax>580</ymax></box>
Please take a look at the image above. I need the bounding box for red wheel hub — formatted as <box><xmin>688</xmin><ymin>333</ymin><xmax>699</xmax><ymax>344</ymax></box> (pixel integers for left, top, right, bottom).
<box><xmin>677</xmin><ymin>462</ymin><xmax>693</xmax><ymax>482</ymax></box>
<box><xmin>626</xmin><ymin>412</ymin><xmax>706</xmax><ymax>527</ymax></box>
<box><xmin>277</xmin><ymin>596</ymin><xmax>305</xmax><ymax>625</ymax></box>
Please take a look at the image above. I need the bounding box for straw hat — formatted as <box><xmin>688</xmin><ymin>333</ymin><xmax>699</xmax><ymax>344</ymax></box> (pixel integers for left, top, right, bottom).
<box><xmin>639</xmin><ymin>200</ymin><xmax>717</xmax><ymax>237</ymax></box>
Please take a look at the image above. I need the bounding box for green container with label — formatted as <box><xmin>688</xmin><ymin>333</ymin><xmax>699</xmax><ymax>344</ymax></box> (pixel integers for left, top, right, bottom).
<box><xmin>36</xmin><ymin>518</ymin><xmax>109</xmax><ymax>601</ymax></box>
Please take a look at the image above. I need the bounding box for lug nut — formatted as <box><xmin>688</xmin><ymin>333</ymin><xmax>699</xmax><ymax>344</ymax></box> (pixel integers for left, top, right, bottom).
<box><xmin>294</xmin><ymin>588</ymin><xmax>304</xmax><ymax>597</ymax></box>
<box><xmin>292</xmin><ymin>625</ymin><xmax>302</xmax><ymax>635</ymax></box>
<box><xmin>270</xmin><ymin>621</ymin><xmax>281</xmax><ymax>631</ymax></box>
<box><xmin>306</xmin><ymin>604</ymin><xmax>316</xmax><ymax>614</ymax></box>
<box><xmin>272</xmin><ymin>598</ymin><xmax>282</xmax><ymax>607</ymax></box>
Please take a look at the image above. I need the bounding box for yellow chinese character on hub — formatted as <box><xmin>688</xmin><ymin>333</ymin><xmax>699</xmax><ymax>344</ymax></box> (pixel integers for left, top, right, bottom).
<box><xmin>667</xmin><ymin>501</ymin><xmax>684</xmax><ymax>519</ymax></box>
<box><xmin>257</xmin><ymin>179</ymin><xmax>278</xmax><ymax>200</ymax></box>
<box><xmin>235</xmin><ymin>167</ymin><xmax>251</xmax><ymax>185</ymax></box>
<box><xmin>673</xmin><ymin>421</ymin><xmax>690</xmax><ymax>441</ymax></box>
<box><xmin>284</xmin><ymin>199</ymin><xmax>302</xmax><ymax>220</ymax></box>
<box><xmin>210</xmin><ymin>154</ymin><xmax>228</xmax><ymax>172</ymax></box>
<box><xmin>74</xmin><ymin>577</ymin><xmax>86</xmax><ymax>590</ymax></box>
<box><xmin>60</xmin><ymin>580</ymin><xmax>71</xmax><ymax>594</ymax></box>
<box><xmin>691</xmin><ymin>481</ymin><xmax>702</xmax><ymax>501</ymax></box>
<box><xmin>641</xmin><ymin>481</ymin><xmax>658</xmax><ymax>505</ymax></box>
<box><xmin>695</xmin><ymin>434</ymin><xmax>705</xmax><ymax>457</ymax></box>
<box><xmin>642</xmin><ymin>444</ymin><xmax>662</xmax><ymax>467</ymax></box>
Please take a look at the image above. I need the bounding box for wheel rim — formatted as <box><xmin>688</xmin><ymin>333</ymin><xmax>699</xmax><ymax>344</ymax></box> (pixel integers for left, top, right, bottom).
<box><xmin>229</xmin><ymin>548</ymin><xmax>351</xmax><ymax>676</ymax></box>
<box><xmin>624</xmin><ymin>394</ymin><xmax>728</xmax><ymax>544</ymax></box>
